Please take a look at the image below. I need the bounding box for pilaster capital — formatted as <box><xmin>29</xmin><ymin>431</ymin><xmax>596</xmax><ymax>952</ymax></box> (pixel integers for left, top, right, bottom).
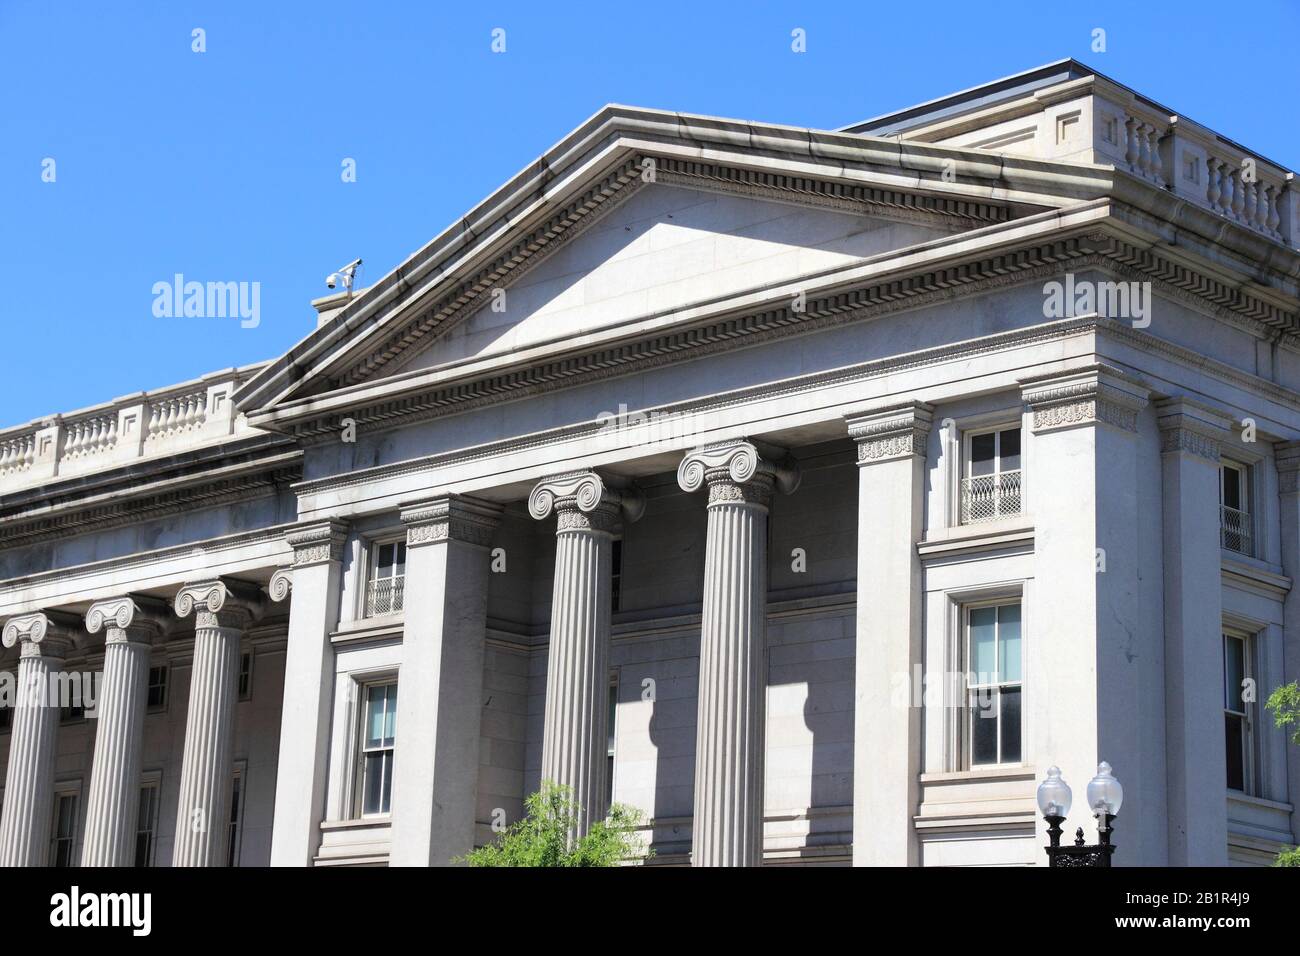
<box><xmin>174</xmin><ymin>578</ymin><xmax>264</xmax><ymax>631</ymax></box>
<box><xmin>844</xmin><ymin>401</ymin><xmax>934</xmax><ymax>465</ymax></box>
<box><xmin>1019</xmin><ymin>364</ymin><xmax>1149</xmax><ymax>434</ymax></box>
<box><xmin>1155</xmin><ymin>398</ymin><xmax>1231</xmax><ymax>463</ymax></box>
<box><xmin>1</xmin><ymin>609</ymin><xmax>81</xmax><ymax>659</ymax></box>
<box><xmin>267</xmin><ymin>568</ymin><xmax>293</xmax><ymax>603</ymax></box>
<box><xmin>400</xmin><ymin>494</ymin><xmax>502</xmax><ymax>548</ymax></box>
<box><xmin>677</xmin><ymin>439</ymin><xmax>800</xmax><ymax>507</ymax></box>
<box><xmin>286</xmin><ymin>520</ymin><xmax>348</xmax><ymax>567</ymax></box>
<box><xmin>85</xmin><ymin>595</ymin><xmax>170</xmax><ymax>645</ymax></box>
<box><xmin>528</xmin><ymin>471</ymin><xmax>645</xmax><ymax>534</ymax></box>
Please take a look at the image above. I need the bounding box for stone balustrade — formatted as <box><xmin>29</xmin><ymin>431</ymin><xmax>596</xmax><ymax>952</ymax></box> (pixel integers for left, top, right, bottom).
<box><xmin>0</xmin><ymin>364</ymin><xmax>265</xmax><ymax>494</ymax></box>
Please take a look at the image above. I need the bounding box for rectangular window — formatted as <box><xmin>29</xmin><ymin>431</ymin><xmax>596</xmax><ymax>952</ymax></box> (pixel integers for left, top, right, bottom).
<box><xmin>357</xmin><ymin>681</ymin><xmax>398</xmax><ymax>816</ymax></box>
<box><xmin>134</xmin><ymin>781</ymin><xmax>160</xmax><ymax>867</ymax></box>
<box><xmin>60</xmin><ymin>699</ymin><xmax>85</xmax><ymax>724</ymax></box>
<box><xmin>1220</xmin><ymin>462</ymin><xmax>1252</xmax><ymax>555</ymax></box>
<box><xmin>610</xmin><ymin>538</ymin><xmax>623</xmax><ymax>613</ymax></box>
<box><xmin>147</xmin><ymin>665</ymin><xmax>168</xmax><ymax>710</ymax></box>
<box><xmin>238</xmin><ymin>651</ymin><xmax>254</xmax><ymax>701</ymax></box>
<box><xmin>1223</xmin><ymin>632</ymin><xmax>1254</xmax><ymax>793</ymax></box>
<box><xmin>606</xmin><ymin>678</ymin><xmax>618</xmax><ymax>808</ymax></box>
<box><xmin>966</xmin><ymin>602</ymin><xmax>1023</xmax><ymax>767</ymax></box>
<box><xmin>0</xmin><ymin>702</ymin><xmax>11</xmax><ymax>733</ymax></box>
<box><xmin>365</xmin><ymin>540</ymin><xmax>407</xmax><ymax>617</ymax></box>
<box><xmin>960</xmin><ymin>426</ymin><xmax>1022</xmax><ymax>524</ymax></box>
<box><xmin>49</xmin><ymin>790</ymin><xmax>79</xmax><ymax>866</ymax></box>
<box><xmin>226</xmin><ymin>766</ymin><xmax>245</xmax><ymax>866</ymax></box>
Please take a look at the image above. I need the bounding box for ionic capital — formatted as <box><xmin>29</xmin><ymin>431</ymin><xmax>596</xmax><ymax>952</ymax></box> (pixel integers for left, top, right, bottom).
<box><xmin>677</xmin><ymin>440</ymin><xmax>800</xmax><ymax>507</ymax></box>
<box><xmin>267</xmin><ymin>568</ymin><xmax>293</xmax><ymax>603</ymax></box>
<box><xmin>174</xmin><ymin>578</ymin><xmax>264</xmax><ymax>631</ymax></box>
<box><xmin>85</xmin><ymin>595</ymin><xmax>171</xmax><ymax>645</ymax></box>
<box><xmin>286</xmin><ymin>520</ymin><xmax>348</xmax><ymax>567</ymax></box>
<box><xmin>1</xmin><ymin>609</ymin><xmax>81</xmax><ymax>659</ymax></box>
<box><xmin>1155</xmin><ymin>398</ymin><xmax>1231</xmax><ymax>463</ymax></box>
<box><xmin>1019</xmin><ymin>364</ymin><xmax>1148</xmax><ymax>434</ymax></box>
<box><xmin>400</xmin><ymin>494</ymin><xmax>502</xmax><ymax>548</ymax></box>
<box><xmin>528</xmin><ymin>471</ymin><xmax>645</xmax><ymax>534</ymax></box>
<box><xmin>845</xmin><ymin>401</ymin><xmax>933</xmax><ymax>465</ymax></box>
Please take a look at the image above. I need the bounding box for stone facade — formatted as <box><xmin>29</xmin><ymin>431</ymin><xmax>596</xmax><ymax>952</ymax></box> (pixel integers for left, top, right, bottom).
<box><xmin>1</xmin><ymin>60</ymin><xmax>1298</xmax><ymax>866</ymax></box>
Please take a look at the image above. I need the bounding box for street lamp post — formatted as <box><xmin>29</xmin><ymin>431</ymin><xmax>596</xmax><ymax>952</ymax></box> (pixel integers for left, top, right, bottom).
<box><xmin>1036</xmin><ymin>762</ymin><xmax>1124</xmax><ymax>868</ymax></box>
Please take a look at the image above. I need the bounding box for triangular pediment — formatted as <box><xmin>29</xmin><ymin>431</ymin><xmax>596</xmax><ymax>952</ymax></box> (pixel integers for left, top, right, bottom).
<box><xmin>387</xmin><ymin>183</ymin><xmax>959</xmax><ymax>375</ymax></box>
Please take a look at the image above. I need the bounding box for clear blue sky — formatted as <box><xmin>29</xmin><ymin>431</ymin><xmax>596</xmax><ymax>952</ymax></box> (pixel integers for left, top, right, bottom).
<box><xmin>2</xmin><ymin>0</ymin><xmax>1297</xmax><ymax>428</ymax></box>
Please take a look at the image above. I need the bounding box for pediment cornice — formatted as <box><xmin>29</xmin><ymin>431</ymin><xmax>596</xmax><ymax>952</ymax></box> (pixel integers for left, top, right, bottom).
<box><xmin>234</xmin><ymin>105</ymin><xmax>1120</xmax><ymax>418</ymax></box>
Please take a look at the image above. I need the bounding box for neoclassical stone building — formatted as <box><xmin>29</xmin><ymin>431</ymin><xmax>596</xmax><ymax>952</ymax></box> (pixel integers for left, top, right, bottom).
<box><xmin>2</xmin><ymin>60</ymin><xmax>1298</xmax><ymax>867</ymax></box>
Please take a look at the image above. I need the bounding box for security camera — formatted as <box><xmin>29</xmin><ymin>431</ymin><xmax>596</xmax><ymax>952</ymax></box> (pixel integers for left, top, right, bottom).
<box><xmin>325</xmin><ymin>258</ymin><xmax>363</xmax><ymax>292</ymax></box>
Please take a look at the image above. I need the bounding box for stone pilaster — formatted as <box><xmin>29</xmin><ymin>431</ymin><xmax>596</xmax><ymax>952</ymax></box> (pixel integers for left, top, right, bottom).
<box><xmin>1156</xmin><ymin>398</ymin><xmax>1231</xmax><ymax>865</ymax></box>
<box><xmin>388</xmin><ymin>495</ymin><xmax>502</xmax><ymax>866</ymax></box>
<box><xmin>845</xmin><ymin>401</ymin><xmax>931</xmax><ymax>866</ymax></box>
<box><xmin>1274</xmin><ymin>442</ymin><xmax>1300</xmax><ymax>843</ymax></box>
<box><xmin>81</xmin><ymin>596</ymin><xmax>169</xmax><ymax>866</ymax></box>
<box><xmin>0</xmin><ymin>611</ymin><xmax>79</xmax><ymax>866</ymax></box>
<box><xmin>529</xmin><ymin>471</ymin><xmax>644</xmax><ymax>834</ymax></box>
<box><xmin>678</xmin><ymin>440</ymin><xmax>799</xmax><ymax>867</ymax></box>
<box><xmin>1020</xmin><ymin>364</ymin><xmax>1155</xmax><ymax>864</ymax></box>
<box><xmin>268</xmin><ymin>520</ymin><xmax>347</xmax><ymax>867</ymax></box>
<box><xmin>171</xmin><ymin>578</ymin><xmax>263</xmax><ymax>866</ymax></box>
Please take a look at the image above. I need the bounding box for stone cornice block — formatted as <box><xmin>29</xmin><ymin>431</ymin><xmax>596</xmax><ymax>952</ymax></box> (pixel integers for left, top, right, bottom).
<box><xmin>400</xmin><ymin>494</ymin><xmax>503</xmax><ymax>548</ymax></box>
<box><xmin>845</xmin><ymin>400</ymin><xmax>935</xmax><ymax>465</ymax></box>
<box><xmin>1</xmin><ymin>609</ymin><xmax>82</xmax><ymax>657</ymax></box>
<box><xmin>678</xmin><ymin>439</ymin><xmax>801</xmax><ymax>504</ymax></box>
<box><xmin>286</xmin><ymin>519</ymin><xmax>348</xmax><ymax>567</ymax></box>
<box><xmin>85</xmin><ymin>595</ymin><xmax>171</xmax><ymax>643</ymax></box>
<box><xmin>528</xmin><ymin>471</ymin><xmax>645</xmax><ymax>533</ymax></box>
<box><xmin>1155</xmin><ymin>397</ymin><xmax>1232</xmax><ymax>462</ymax></box>
<box><xmin>1019</xmin><ymin>364</ymin><xmax>1149</xmax><ymax>433</ymax></box>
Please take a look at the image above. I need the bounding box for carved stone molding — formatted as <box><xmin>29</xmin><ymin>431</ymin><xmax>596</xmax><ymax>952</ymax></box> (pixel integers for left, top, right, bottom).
<box><xmin>678</xmin><ymin>440</ymin><xmax>801</xmax><ymax>508</ymax></box>
<box><xmin>400</xmin><ymin>494</ymin><xmax>503</xmax><ymax>548</ymax></box>
<box><xmin>287</xmin><ymin>520</ymin><xmax>347</xmax><ymax>567</ymax></box>
<box><xmin>1155</xmin><ymin>398</ymin><xmax>1232</xmax><ymax>463</ymax></box>
<box><xmin>85</xmin><ymin>595</ymin><xmax>170</xmax><ymax>644</ymax></box>
<box><xmin>845</xmin><ymin>401</ymin><xmax>934</xmax><ymax>465</ymax></box>
<box><xmin>528</xmin><ymin>471</ymin><xmax>645</xmax><ymax>534</ymax></box>
<box><xmin>1020</xmin><ymin>365</ymin><xmax>1149</xmax><ymax>434</ymax></box>
<box><xmin>173</xmin><ymin>578</ymin><xmax>265</xmax><ymax>631</ymax></box>
<box><xmin>1</xmin><ymin>610</ymin><xmax>80</xmax><ymax>658</ymax></box>
<box><xmin>1278</xmin><ymin>441</ymin><xmax>1300</xmax><ymax>494</ymax></box>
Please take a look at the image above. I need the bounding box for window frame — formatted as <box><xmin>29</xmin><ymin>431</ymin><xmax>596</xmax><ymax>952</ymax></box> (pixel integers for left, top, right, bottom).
<box><xmin>134</xmin><ymin>770</ymin><xmax>163</xmax><ymax>867</ymax></box>
<box><xmin>954</xmin><ymin>418</ymin><xmax>1025</xmax><ymax>526</ymax></box>
<box><xmin>962</xmin><ymin>598</ymin><xmax>1025</xmax><ymax>769</ymax></box>
<box><xmin>1219</xmin><ymin>459</ymin><xmax>1254</xmax><ymax>556</ymax></box>
<box><xmin>226</xmin><ymin>759</ymin><xmax>247</xmax><ymax>867</ymax></box>
<box><xmin>49</xmin><ymin>779</ymin><xmax>83</xmax><ymax>867</ymax></box>
<box><xmin>146</xmin><ymin>663</ymin><xmax>169</xmax><ymax>713</ymax></box>
<box><xmin>363</xmin><ymin>536</ymin><xmax>408</xmax><ymax>619</ymax></box>
<box><xmin>606</xmin><ymin>672</ymin><xmax>619</xmax><ymax>811</ymax></box>
<box><xmin>353</xmin><ymin>678</ymin><xmax>398</xmax><ymax>819</ymax></box>
<box><xmin>237</xmin><ymin>649</ymin><xmax>254</xmax><ymax>702</ymax></box>
<box><xmin>1222</xmin><ymin>628</ymin><xmax>1257</xmax><ymax>795</ymax></box>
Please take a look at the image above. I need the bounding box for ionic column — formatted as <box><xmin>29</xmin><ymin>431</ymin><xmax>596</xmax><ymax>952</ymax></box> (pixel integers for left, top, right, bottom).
<box><xmin>845</xmin><ymin>401</ymin><xmax>931</xmax><ymax>866</ymax></box>
<box><xmin>268</xmin><ymin>521</ymin><xmax>347</xmax><ymax>867</ymax></box>
<box><xmin>1156</xmin><ymin>400</ymin><xmax>1231</xmax><ymax>865</ymax></box>
<box><xmin>81</xmin><ymin>596</ymin><xmax>169</xmax><ymax>866</ymax></box>
<box><xmin>0</xmin><ymin>611</ymin><xmax>80</xmax><ymax>866</ymax></box>
<box><xmin>529</xmin><ymin>471</ymin><xmax>644</xmax><ymax>835</ymax></box>
<box><xmin>389</xmin><ymin>495</ymin><xmax>502</xmax><ymax>866</ymax></box>
<box><xmin>678</xmin><ymin>440</ymin><xmax>799</xmax><ymax>867</ymax></box>
<box><xmin>171</xmin><ymin>579</ymin><xmax>263</xmax><ymax>866</ymax></box>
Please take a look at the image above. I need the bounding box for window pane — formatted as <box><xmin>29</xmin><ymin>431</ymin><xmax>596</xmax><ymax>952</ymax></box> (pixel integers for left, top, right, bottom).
<box><xmin>998</xmin><ymin>604</ymin><xmax>1022</xmax><ymax>683</ymax></box>
<box><xmin>969</xmin><ymin>607</ymin><xmax>997</xmax><ymax>681</ymax></box>
<box><xmin>1000</xmin><ymin>687</ymin><xmax>1022</xmax><ymax>763</ymax></box>
<box><xmin>999</xmin><ymin>428</ymin><xmax>1021</xmax><ymax>471</ymax></box>
<box><xmin>366</xmin><ymin>689</ymin><xmax>386</xmax><ymax>747</ymax></box>
<box><xmin>1223</xmin><ymin>636</ymin><xmax>1245</xmax><ymax>710</ymax></box>
<box><xmin>970</xmin><ymin>433</ymin><xmax>996</xmax><ymax>476</ymax></box>
<box><xmin>363</xmin><ymin>753</ymin><xmax>385</xmax><ymax>814</ymax></box>
<box><xmin>395</xmin><ymin>542</ymin><xmax>406</xmax><ymax>577</ymax></box>
<box><xmin>970</xmin><ymin>690</ymin><xmax>998</xmax><ymax>765</ymax></box>
<box><xmin>1225</xmin><ymin>714</ymin><xmax>1245</xmax><ymax>791</ymax></box>
<box><xmin>607</xmin><ymin>685</ymin><xmax>617</xmax><ymax>753</ymax></box>
<box><xmin>381</xmin><ymin>752</ymin><xmax>393</xmax><ymax>814</ymax></box>
<box><xmin>382</xmin><ymin>684</ymin><xmax>397</xmax><ymax>745</ymax></box>
<box><xmin>1221</xmin><ymin>466</ymin><xmax>1242</xmax><ymax>510</ymax></box>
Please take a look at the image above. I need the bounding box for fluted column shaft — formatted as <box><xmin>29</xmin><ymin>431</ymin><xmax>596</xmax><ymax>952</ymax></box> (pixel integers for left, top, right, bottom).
<box><xmin>82</xmin><ymin>631</ymin><xmax>152</xmax><ymax>865</ymax></box>
<box><xmin>679</xmin><ymin>442</ymin><xmax>798</xmax><ymax>867</ymax></box>
<box><xmin>0</xmin><ymin>618</ymin><xmax>72</xmax><ymax>866</ymax></box>
<box><xmin>172</xmin><ymin>612</ymin><xmax>242</xmax><ymax>866</ymax></box>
